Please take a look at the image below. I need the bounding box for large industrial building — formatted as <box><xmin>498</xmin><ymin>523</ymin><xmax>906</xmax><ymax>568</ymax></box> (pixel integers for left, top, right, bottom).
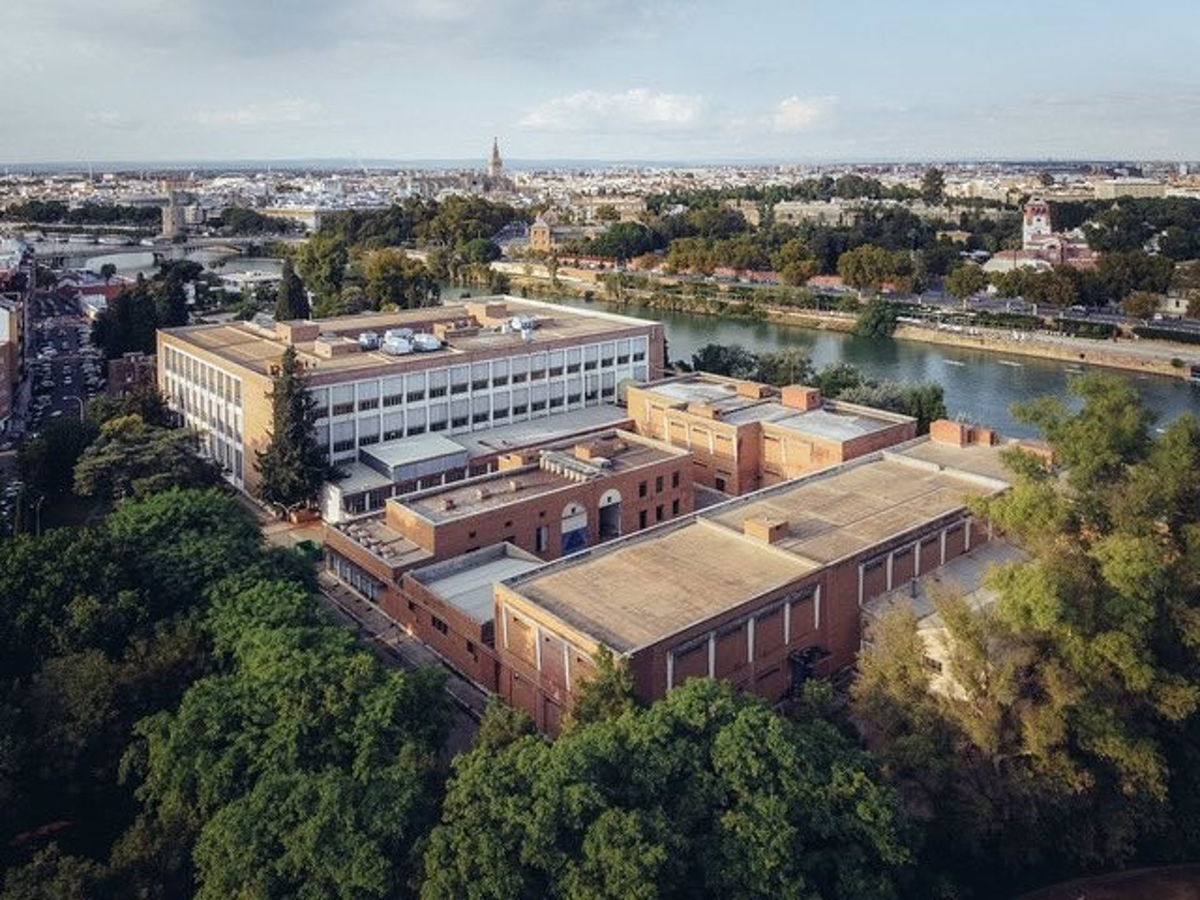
<box><xmin>157</xmin><ymin>297</ymin><xmax>665</xmax><ymax>494</ymax></box>
<box><xmin>492</xmin><ymin>423</ymin><xmax>1013</xmax><ymax>733</ymax></box>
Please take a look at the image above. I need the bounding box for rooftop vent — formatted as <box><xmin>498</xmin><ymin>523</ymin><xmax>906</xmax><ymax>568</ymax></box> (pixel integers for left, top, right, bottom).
<box><xmin>743</xmin><ymin>516</ymin><xmax>790</xmax><ymax>544</ymax></box>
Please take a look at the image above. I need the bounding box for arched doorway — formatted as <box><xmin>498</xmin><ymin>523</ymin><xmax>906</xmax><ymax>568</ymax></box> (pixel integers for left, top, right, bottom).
<box><xmin>561</xmin><ymin>501</ymin><xmax>589</xmax><ymax>554</ymax></box>
<box><xmin>598</xmin><ymin>488</ymin><xmax>622</xmax><ymax>541</ymax></box>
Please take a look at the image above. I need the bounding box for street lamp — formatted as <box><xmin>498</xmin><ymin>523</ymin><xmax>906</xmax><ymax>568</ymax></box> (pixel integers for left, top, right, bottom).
<box><xmin>69</xmin><ymin>396</ymin><xmax>85</xmax><ymax>420</ymax></box>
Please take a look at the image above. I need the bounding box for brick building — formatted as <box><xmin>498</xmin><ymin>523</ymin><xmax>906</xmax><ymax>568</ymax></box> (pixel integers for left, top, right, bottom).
<box><xmin>626</xmin><ymin>373</ymin><xmax>917</xmax><ymax>495</ymax></box>
<box><xmin>492</xmin><ymin>426</ymin><xmax>1012</xmax><ymax>733</ymax></box>
<box><xmin>157</xmin><ymin>296</ymin><xmax>665</xmax><ymax>495</ymax></box>
<box><xmin>107</xmin><ymin>352</ymin><xmax>157</xmax><ymax>397</ymax></box>
<box><xmin>323</xmin><ymin>428</ymin><xmax>693</xmax><ymax>690</ymax></box>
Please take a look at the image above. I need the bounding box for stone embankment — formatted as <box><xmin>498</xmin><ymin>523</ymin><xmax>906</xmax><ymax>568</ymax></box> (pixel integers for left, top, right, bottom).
<box><xmin>503</xmin><ymin>266</ymin><xmax>1199</xmax><ymax>379</ymax></box>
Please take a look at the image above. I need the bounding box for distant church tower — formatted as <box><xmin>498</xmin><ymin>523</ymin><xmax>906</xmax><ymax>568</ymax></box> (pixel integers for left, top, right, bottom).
<box><xmin>488</xmin><ymin>137</ymin><xmax>503</xmax><ymax>180</ymax></box>
<box><xmin>1022</xmin><ymin>198</ymin><xmax>1052</xmax><ymax>249</ymax></box>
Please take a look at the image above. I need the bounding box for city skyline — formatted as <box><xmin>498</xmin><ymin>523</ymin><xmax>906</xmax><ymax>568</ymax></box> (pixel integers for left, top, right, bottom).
<box><xmin>5</xmin><ymin>0</ymin><xmax>1200</xmax><ymax>165</ymax></box>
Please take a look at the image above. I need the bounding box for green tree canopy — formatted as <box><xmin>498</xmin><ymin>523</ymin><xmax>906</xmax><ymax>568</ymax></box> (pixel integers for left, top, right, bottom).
<box><xmin>73</xmin><ymin>414</ymin><xmax>218</xmax><ymax>503</ymax></box>
<box><xmin>853</xmin><ymin>374</ymin><xmax>1200</xmax><ymax>891</ymax></box>
<box><xmin>423</xmin><ymin>678</ymin><xmax>914</xmax><ymax>900</ymax></box>
<box><xmin>944</xmin><ymin>262</ymin><xmax>987</xmax><ymax>301</ymax></box>
<box><xmin>360</xmin><ymin>250</ymin><xmax>441</xmax><ymax>310</ymax></box>
<box><xmin>853</xmin><ymin>296</ymin><xmax>899</xmax><ymax>337</ymax></box>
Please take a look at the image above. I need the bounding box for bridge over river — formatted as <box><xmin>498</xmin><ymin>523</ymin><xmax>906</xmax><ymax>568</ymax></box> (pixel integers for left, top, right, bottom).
<box><xmin>31</xmin><ymin>237</ymin><xmax>268</xmax><ymax>269</ymax></box>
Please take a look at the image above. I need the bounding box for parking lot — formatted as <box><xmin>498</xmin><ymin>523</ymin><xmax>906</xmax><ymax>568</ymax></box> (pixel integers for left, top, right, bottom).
<box><xmin>26</xmin><ymin>292</ymin><xmax>106</xmax><ymax>434</ymax></box>
<box><xmin>0</xmin><ymin>292</ymin><xmax>107</xmax><ymax>528</ymax></box>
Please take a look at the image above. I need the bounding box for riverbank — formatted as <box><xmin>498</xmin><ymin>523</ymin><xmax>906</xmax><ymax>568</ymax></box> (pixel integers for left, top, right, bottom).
<box><xmin>506</xmin><ymin>270</ymin><xmax>1198</xmax><ymax>381</ymax></box>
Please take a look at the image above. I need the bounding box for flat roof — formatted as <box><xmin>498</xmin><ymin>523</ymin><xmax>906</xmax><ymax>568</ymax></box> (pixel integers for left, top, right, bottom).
<box><xmin>332</xmin><ymin>516</ymin><xmax>432</xmax><ymax>571</ymax></box>
<box><xmin>404</xmin><ymin>432</ymin><xmax>683</xmax><ymax>524</ymax></box>
<box><xmin>646</xmin><ymin>378</ymin><xmax>746</xmax><ymax>409</ymax></box>
<box><xmin>890</xmin><ymin>439</ymin><xmax>1014</xmax><ymax>483</ymax></box>
<box><xmin>412</xmin><ymin>544</ymin><xmax>543</xmax><ymax>625</ymax></box>
<box><xmin>161</xmin><ymin>296</ymin><xmax>656</xmax><ymax>379</ymax></box>
<box><xmin>329</xmin><ymin>461</ymin><xmax>393</xmax><ymax>495</ymax></box>
<box><xmin>450</xmin><ymin>405</ymin><xmax>631</xmax><ymax>457</ymax></box>
<box><xmin>361</xmin><ymin>433</ymin><xmax>467</xmax><ymax>469</ymax></box>
<box><xmin>704</xmin><ymin>457</ymin><xmax>998</xmax><ymax>566</ymax></box>
<box><xmin>514</xmin><ymin>520</ymin><xmax>817</xmax><ymax>652</ymax></box>
<box><xmin>504</xmin><ymin>438</ymin><xmax>1013</xmax><ymax>651</ymax></box>
<box><xmin>769</xmin><ymin>405</ymin><xmax>903</xmax><ymax>442</ymax></box>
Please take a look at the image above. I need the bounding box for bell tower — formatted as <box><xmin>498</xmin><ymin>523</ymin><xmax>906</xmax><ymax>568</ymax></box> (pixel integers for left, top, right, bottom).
<box><xmin>1022</xmin><ymin>198</ymin><xmax>1052</xmax><ymax>248</ymax></box>
<box><xmin>488</xmin><ymin>137</ymin><xmax>503</xmax><ymax>180</ymax></box>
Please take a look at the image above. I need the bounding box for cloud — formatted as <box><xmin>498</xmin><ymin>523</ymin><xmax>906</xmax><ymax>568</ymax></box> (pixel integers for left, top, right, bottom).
<box><xmin>520</xmin><ymin>89</ymin><xmax>703</xmax><ymax>132</ymax></box>
<box><xmin>773</xmin><ymin>95</ymin><xmax>836</xmax><ymax>132</ymax></box>
<box><xmin>194</xmin><ymin>98</ymin><xmax>322</xmax><ymax>127</ymax></box>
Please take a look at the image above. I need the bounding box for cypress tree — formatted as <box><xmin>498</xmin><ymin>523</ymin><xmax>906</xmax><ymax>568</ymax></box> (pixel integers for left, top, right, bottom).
<box><xmin>255</xmin><ymin>345</ymin><xmax>328</xmax><ymax>513</ymax></box>
<box><xmin>274</xmin><ymin>259</ymin><xmax>310</xmax><ymax>321</ymax></box>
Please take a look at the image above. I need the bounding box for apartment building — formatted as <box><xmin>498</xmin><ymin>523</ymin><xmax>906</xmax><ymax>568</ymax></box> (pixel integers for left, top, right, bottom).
<box><xmin>492</xmin><ymin>425</ymin><xmax>1013</xmax><ymax>733</ymax></box>
<box><xmin>157</xmin><ymin>296</ymin><xmax>665</xmax><ymax>494</ymax></box>
<box><xmin>323</xmin><ymin>428</ymin><xmax>693</xmax><ymax>690</ymax></box>
<box><xmin>627</xmin><ymin>373</ymin><xmax>917</xmax><ymax>495</ymax></box>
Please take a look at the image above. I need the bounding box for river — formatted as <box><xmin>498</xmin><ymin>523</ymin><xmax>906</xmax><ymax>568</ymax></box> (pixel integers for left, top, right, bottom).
<box><xmin>535</xmin><ymin>293</ymin><xmax>1200</xmax><ymax>439</ymax></box>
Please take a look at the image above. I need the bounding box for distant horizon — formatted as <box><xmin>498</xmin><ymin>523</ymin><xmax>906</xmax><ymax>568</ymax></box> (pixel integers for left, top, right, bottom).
<box><xmin>3</xmin><ymin>155</ymin><xmax>1194</xmax><ymax>175</ymax></box>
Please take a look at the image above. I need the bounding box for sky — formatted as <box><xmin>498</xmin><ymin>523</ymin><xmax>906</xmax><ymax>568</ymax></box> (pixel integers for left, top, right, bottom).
<box><xmin>4</xmin><ymin>0</ymin><xmax>1200</xmax><ymax>165</ymax></box>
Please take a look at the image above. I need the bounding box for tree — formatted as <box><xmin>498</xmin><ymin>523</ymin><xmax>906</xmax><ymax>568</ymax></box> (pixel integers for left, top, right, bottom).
<box><xmin>944</xmin><ymin>263</ymin><xmax>987</xmax><ymax>302</ymax></box>
<box><xmin>779</xmin><ymin>259</ymin><xmax>818</xmax><ymax>286</ymax></box>
<box><xmin>564</xmin><ymin>645</ymin><xmax>635</xmax><ymax>731</ymax></box>
<box><xmin>921</xmin><ymin>167</ymin><xmax>945</xmax><ymax>204</ymax></box>
<box><xmin>1188</xmin><ymin>290</ymin><xmax>1200</xmax><ymax>320</ymax></box>
<box><xmin>594</xmin><ymin>204</ymin><xmax>620</xmax><ymax>224</ymax></box>
<box><xmin>255</xmin><ymin>345</ymin><xmax>332</xmax><ymax>514</ymax></box>
<box><xmin>73</xmin><ymin>414</ymin><xmax>218</xmax><ymax>503</ymax></box>
<box><xmin>853</xmin><ymin>296</ymin><xmax>898</xmax><ymax>338</ymax></box>
<box><xmin>754</xmin><ymin>348</ymin><xmax>815</xmax><ymax>387</ymax></box>
<box><xmin>690</xmin><ymin>343</ymin><xmax>758</xmax><ymax>379</ymax></box>
<box><xmin>1096</xmin><ymin>251</ymin><xmax>1174</xmax><ymax>303</ymax></box>
<box><xmin>585</xmin><ymin>222</ymin><xmax>660</xmax><ymax>261</ymax></box>
<box><xmin>838</xmin><ymin>245</ymin><xmax>912</xmax><ymax>293</ymax></box>
<box><xmin>460</xmin><ymin>237</ymin><xmax>502</xmax><ymax>264</ymax></box>
<box><xmin>17</xmin><ymin>417</ymin><xmax>98</xmax><ymax>505</ymax></box>
<box><xmin>0</xmin><ymin>845</ymin><xmax>108</xmax><ymax>900</ymax></box>
<box><xmin>86</xmin><ymin>382</ymin><xmax>172</xmax><ymax>428</ymax></box>
<box><xmin>273</xmin><ymin>259</ymin><xmax>310</xmax><ymax>321</ymax></box>
<box><xmin>361</xmin><ymin>250</ymin><xmax>441</xmax><ymax>310</ymax></box>
<box><xmin>92</xmin><ymin>279</ymin><xmax>159</xmax><ymax>359</ymax></box>
<box><xmin>422</xmin><ymin>678</ymin><xmax>914</xmax><ymax>900</ymax></box>
<box><xmin>296</xmin><ymin>235</ymin><xmax>349</xmax><ymax>303</ymax></box>
<box><xmin>1122</xmin><ymin>289</ymin><xmax>1159</xmax><ymax>319</ymax></box>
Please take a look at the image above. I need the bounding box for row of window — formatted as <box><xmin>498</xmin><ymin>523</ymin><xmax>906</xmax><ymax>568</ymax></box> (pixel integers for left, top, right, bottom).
<box><xmin>162</xmin><ymin>345</ymin><xmax>243</xmax><ymax>407</ymax></box>
<box><xmin>637</xmin><ymin>471</ymin><xmax>681</xmax><ymax>498</ymax></box>
<box><xmin>317</xmin><ymin>380</ymin><xmax>629</xmax><ymax>457</ymax></box>
<box><xmin>310</xmin><ymin>338</ymin><xmax>649</xmax><ymax>419</ymax></box>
